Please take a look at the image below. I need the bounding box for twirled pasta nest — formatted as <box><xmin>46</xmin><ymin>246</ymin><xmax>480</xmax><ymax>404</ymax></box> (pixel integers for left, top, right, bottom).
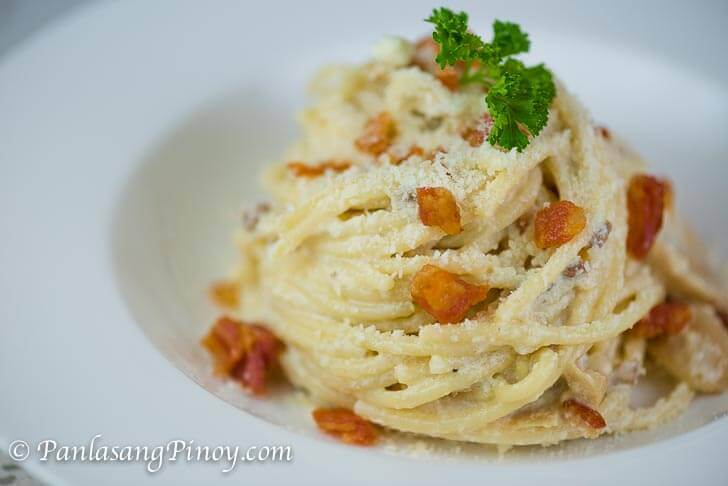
<box><xmin>205</xmin><ymin>37</ymin><xmax>728</xmax><ymax>448</ymax></box>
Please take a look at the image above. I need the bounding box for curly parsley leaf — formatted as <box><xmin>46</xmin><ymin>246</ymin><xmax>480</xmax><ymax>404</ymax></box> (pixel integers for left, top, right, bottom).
<box><xmin>426</xmin><ymin>8</ymin><xmax>484</xmax><ymax>68</ymax></box>
<box><xmin>491</xmin><ymin>21</ymin><xmax>530</xmax><ymax>57</ymax></box>
<box><xmin>426</xmin><ymin>8</ymin><xmax>555</xmax><ymax>151</ymax></box>
<box><xmin>487</xmin><ymin>61</ymin><xmax>555</xmax><ymax>151</ymax></box>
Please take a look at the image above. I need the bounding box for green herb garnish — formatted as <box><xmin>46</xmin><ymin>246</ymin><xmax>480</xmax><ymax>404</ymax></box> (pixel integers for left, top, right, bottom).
<box><xmin>426</xmin><ymin>8</ymin><xmax>556</xmax><ymax>152</ymax></box>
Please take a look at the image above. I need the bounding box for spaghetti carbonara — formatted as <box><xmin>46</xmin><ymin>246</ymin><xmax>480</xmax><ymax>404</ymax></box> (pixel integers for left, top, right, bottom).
<box><xmin>216</xmin><ymin>36</ymin><xmax>728</xmax><ymax>446</ymax></box>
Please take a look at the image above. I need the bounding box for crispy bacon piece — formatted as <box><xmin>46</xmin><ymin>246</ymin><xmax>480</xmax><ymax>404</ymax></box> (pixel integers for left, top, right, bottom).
<box><xmin>534</xmin><ymin>200</ymin><xmax>587</xmax><ymax>249</ymax></box>
<box><xmin>201</xmin><ymin>316</ymin><xmax>282</xmax><ymax>395</ymax></box>
<box><xmin>461</xmin><ymin>113</ymin><xmax>494</xmax><ymax>147</ymax></box>
<box><xmin>410</xmin><ymin>264</ymin><xmax>489</xmax><ymax>324</ymax></box>
<box><xmin>201</xmin><ymin>317</ymin><xmax>250</xmax><ymax>375</ymax></box>
<box><xmin>312</xmin><ymin>408</ymin><xmax>378</xmax><ymax>446</ymax></box>
<box><xmin>562</xmin><ymin>399</ymin><xmax>606</xmax><ymax>429</ymax></box>
<box><xmin>231</xmin><ymin>326</ymin><xmax>281</xmax><ymax>395</ymax></box>
<box><xmin>462</xmin><ymin>127</ymin><xmax>485</xmax><ymax>148</ymax></box>
<box><xmin>209</xmin><ymin>280</ymin><xmax>240</xmax><ymax>309</ymax></box>
<box><xmin>627</xmin><ymin>174</ymin><xmax>667</xmax><ymax>259</ymax></box>
<box><xmin>411</xmin><ymin>37</ymin><xmax>439</xmax><ymax>70</ymax></box>
<box><xmin>389</xmin><ymin>145</ymin><xmax>425</xmax><ymax>166</ymax></box>
<box><xmin>416</xmin><ymin>187</ymin><xmax>462</xmax><ymax>235</ymax></box>
<box><xmin>287</xmin><ymin>160</ymin><xmax>351</xmax><ymax>178</ymax></box>
<box><xmin>435</xmin><ymin>67</ymin><xmax>460</xmax><ymax>91</ymax></box>
<box><xmin>411</xmin><ymin>37</ymin><xmax>461</xmax><ymax>91</ymax></box>
<box><xmin>355</xmin><ymin>112</ymin><xmax>397</xmax><ymax>156</ymax></box>
<box><xmin>632</xmin><ymin>302</ymin><xmax>692</xmax><ymax>339</ymax></box>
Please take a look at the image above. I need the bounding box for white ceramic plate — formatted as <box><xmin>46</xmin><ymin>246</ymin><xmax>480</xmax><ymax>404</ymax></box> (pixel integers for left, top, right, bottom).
<box><xmin>1</xmin><ymin>1</ymin><xmax>727</xmax><ymax>485</ymax></box>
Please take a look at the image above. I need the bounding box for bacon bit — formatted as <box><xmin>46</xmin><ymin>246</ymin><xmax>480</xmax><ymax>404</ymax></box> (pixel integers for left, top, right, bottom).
<box><xmin>461</xmin><ymin>113</ymin><xmax>493</xmax><ymax>147</ymax></box>
<box><xmin>411</xmin><ymin>37</ymin><xmax>461</xmax><ymax>91</ymax></box>
<box><xmin>632</xmin><ymin>302</ymin><xmax>692</xmax><ymax>339</ymax></box>
<box><xmin>534</xmin><ymin>200</ymin><xmax>587</xmax><ymax>249</ymax></box>
<box><xmin>462</xmin><ymin>127</ymin><xmax>485</xmax><ymax>147</ymax></box>
<box><xmin>201</xmin><ymin>317</ymin><xmax>250</xmax><ymax>375</ymax></box>
<box><xmin>355</xmin><ymin>112</ymin><xmax>397</xmax><ymax>156</ymax></box>
<box><xmin>410</xmin><ymin>264</ymin><xmax>489</xmax><ymax>324</ymax></box>
<box><xmin>231</xmin><ymin>326</ymin><xmax>281</xmax><ymax>395</ymax></box>
<box><xmin>241</xmin><ymin>202</ymin><xmax>271</xmax><ymax>231</ymax></box>
<box><xmin>596</xmin><ymin>126</ymin><xmax>611</xmax><ymax>140</ymax></box>
<box><xmin>563</xmin><ymin>399</ymin><xmax>606</xmax><ymax>429</ymax></box>
<box><xmin>389</xmin><ymin>145</ymin><xmax>425</xmax><ymax>165</ymax></box>
<box><xmin>436</xmin><ymin>67</ymin><xmax>460</xmax><ymax>91</ymax></box>
<box><xmin>411</xmin><ymin>36</ymin><xmax>439</xmax><ymax>70</ymax></box>
<box><xmin>416</xmin><ymin>187</ymin><xmax>462</xmax><ymax>235</ymax></box>
<box><xmin>408</xmin><ymin>145</ymin><xmax>425</xmax><ymax>157</ymax></box>
<box><xmin>287</xmin><ymin>160</ymin><xmax>351</xmax><ymax>178</ymax></box>
<box><xmin>627</xmin><ymin>174</ymin><xmax>667</xmax><ymax>259</ymax></box>
<box><xmin>201</xmin><ymin>316</ymin><xmax>282</xmax><ymax>395</ymax></box>
<box><xmin>210</xmin><ymin>280</ymin><xmax>240</xmax><ymax>309</ymax></box>
<box><xmin>312</xmin><ymin>408</ymin><xmax>378</xmax><ymax>446</ymax></box>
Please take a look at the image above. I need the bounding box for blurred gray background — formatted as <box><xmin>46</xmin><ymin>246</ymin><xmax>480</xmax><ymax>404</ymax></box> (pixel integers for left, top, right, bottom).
<box><xmin>0</xmin><ymin>0</ymin><xmax>86</xmax><ymax>55</ymax></box>
<box><xmin>1</xmin><ymin>0</ymin><xmax>726</xmax><ymax>84</ymax></box>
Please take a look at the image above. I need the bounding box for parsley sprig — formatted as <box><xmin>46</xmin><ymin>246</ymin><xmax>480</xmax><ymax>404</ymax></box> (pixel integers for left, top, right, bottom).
<box><xmin>426</xmin><ymin>8</ymin><xmax>555</xmax><ymax>152</ymax></box>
